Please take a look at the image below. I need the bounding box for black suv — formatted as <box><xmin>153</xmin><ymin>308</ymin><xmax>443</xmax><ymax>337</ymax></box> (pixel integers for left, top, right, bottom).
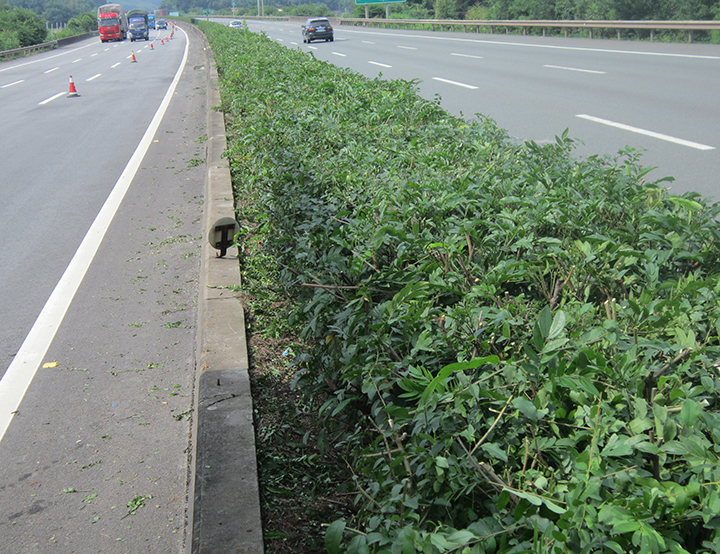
<box><xmin>302</xmin><ymin>18</ymin><xmax>333</xmax><ymax>43</ymax></box>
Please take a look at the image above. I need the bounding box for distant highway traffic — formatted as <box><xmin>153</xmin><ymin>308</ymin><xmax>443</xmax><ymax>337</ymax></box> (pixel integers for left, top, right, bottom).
<box><xmin>240</xmin><ymin>18</ymin><xmax>720</xmax><ymax>200</ymax></box>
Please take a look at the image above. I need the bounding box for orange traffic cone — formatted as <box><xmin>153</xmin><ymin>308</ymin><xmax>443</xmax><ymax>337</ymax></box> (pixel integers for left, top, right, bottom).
<box><xmin>161</xmin><ymin>38</ymin><xmax>165</xmax><ymax>45</ymax></box>
<box><xmin>170</xmin><ymin>30</ymin><xmax>174</xmax><ymax>39</ymax></box>
<box><xmin>131</xmin><ymin>50</ymin><xmax>137</xmax><ymax>62</ymax></box>
<box><xmin>67</xmin><ymin>75</ymin><xmax>79</xmax><ymax>97</ymax></box>
<box><xmin>150</xmin><ymin>42</ymin><xmax>154</xmax><ymax>50</ymax></box>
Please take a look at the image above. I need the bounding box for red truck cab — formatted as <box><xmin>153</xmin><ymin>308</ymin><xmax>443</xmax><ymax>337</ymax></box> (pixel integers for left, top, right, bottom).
<box><xmin>98</xmin><ymin>12</ymin><xmax>123</xmax><ymax>42</ymax></box>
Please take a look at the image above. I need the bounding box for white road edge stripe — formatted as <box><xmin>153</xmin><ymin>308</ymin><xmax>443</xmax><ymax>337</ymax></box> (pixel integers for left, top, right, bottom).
<box><xmin>577</xmin><ymin>114</ymin><xmax>715</xmax><ymax>151</ymax></box>
<box><xmin>545</xmin><ymin>64</ymin><xmax>606</xmax><ymax>74</ymax></box>
<box><xmin>0</xmin><ymin>27</ymin><xmax>191</xmax><ymax>445</ymax></box>
<box><xmin>433</xmin><ymin>77</ymin><xmax>478</xmax><ymax>90</ymax></box>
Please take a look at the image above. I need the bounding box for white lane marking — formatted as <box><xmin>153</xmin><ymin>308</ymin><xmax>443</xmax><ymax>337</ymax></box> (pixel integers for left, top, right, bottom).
<box><xmin>290</xmin><ymin>41</ymin><xmax>299</xmax><ymax>45</ymax></box>
<box><xmin>44</xmin><ymin>67</ymin><xmax>59</xmax><ymax>74</ymax></box>
<box><xmin>91</xmin><ymin>52</ymin><xmax>98</xmax><ymax>57</ymax></box>
<box><xmin>369</xmin><ymin>61</ymin><xmax>392</xmax><ymax>68</ymax></box>
<box><xmin>111</xmin><ymin>62</ymin><xmax>121</xmax><ymax>68</ymax></box>
<box><xmin>276</xmin><ymin>38</ymin><xmax>284</xmax><ymax>42</ymax></box>
<box><xmin>1</xmin><ymin>79</ymin><xmax>24</xmax><ymax>88</ymax></box>
<box><xmin>362</xmin><ymin>40</ymin><xmax>375</xmax><ymax>44</ymax></box>
<box><xmin>0</xmin><ymin>28</ymin><xmax>191</xmax><ymax>445</ymax></box>
<box><xmin>103</xmin><ymin>48</ymin><xmax>110</xmax><ymax>51</ymax></box>
<box><xmin>545</xmin><ymin>64</ymin><xmax>606</xmax><ymax>74</ymax></box>
<box><xmin>577</xmin><ymin>114</ymin><xmax>715</xmax><ymax>151</ymax></box>
<box><xmin>339</xmin><ymin>28</ymin><xmax>720</xmax><ymax>60</ymax></box>
<box><xmin>451</xmin><ymin>52</ymin><xmax>483</xmax><ymax>59</ymax></box>
<box><xmin>0</xmin><ymin>42</ymin><xmax>94</xmax><ymax>74</ymax></box>
<box><xmin>332</xmin><ymin>51</ymin><xmax>346</xmax><ymax>57</ymax></box>
<box><xmin>308</xmin><ymin>45</ymin><xmax>318</xmax><ymax>50</ymax></box>
<box><xmin>72</xmin><ymin>58</ymin><xmax>82</xmax><ymax>63</ymax></box>
<box><xmin>38</xmin><ymin>91</ymin><xmax>65</xmax><ymax>105</ymax></box>
<box><xmin>86</xmin><ymin>73</ymin><xmax>101</xmax><ymax>81</ymax></box>
<box><xmin>398</xmin><ymin>45</ymin><xmax>417</xmax><ymax>50</ymax></box>
<box><xmin>433</xmin><ymin>76</ymin><xmax>478</xmax><ymax>89</ymax></box>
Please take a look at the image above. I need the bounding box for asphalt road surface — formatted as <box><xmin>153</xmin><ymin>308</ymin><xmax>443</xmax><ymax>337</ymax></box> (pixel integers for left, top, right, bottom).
<box><xmin>242</xmin><ymin>18</ymin><xmax>720</xmax><ymax>200</ymax></box>
<box><xmin>0</xmin><ymin>24</ymin><xmax>208</xmax><ymax>553</ymax></box>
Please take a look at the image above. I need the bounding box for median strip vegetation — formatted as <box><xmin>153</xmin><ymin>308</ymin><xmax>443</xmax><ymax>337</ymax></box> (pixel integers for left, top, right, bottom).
<box><xmin>201</xmin><ymin>21</ymin><xmax>720</xmax><ymax>554</ymax></box>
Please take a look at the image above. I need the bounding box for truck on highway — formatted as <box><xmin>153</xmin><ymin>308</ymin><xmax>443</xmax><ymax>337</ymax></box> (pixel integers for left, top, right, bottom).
<box><xmin>148</xmin><ymin>12</ymin><xmax>155</xmax><ymax>29</ymax></box>
<box><xmin>97</xmin><ymin>4</ymin><xmax>127</xmax><ymax>42</ymax></box>
<box><xmin>127</xmin><ymin>9</ymin><xmax>149</xmax><ymax>42</ymax></box>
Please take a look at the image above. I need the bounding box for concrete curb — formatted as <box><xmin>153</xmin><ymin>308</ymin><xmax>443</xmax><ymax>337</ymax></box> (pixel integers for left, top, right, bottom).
<box><xmin>186</xmin><ymin>24</ymin><xmax>264</xmax><ymax>554</ymax></box>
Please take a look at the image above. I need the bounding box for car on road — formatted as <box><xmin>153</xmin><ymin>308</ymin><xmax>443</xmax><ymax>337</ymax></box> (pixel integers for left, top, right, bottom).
<box><xmin>156</xmin><ymin>18</ymin><xmax>168</xmax><ymax>29</ymax></box>
<box><xmin>228</xmin><ymin>20</ymin><xmax>243</xmax><ymax>29</ymax></box>
<box><xmin>302</xmin><ymin>17</ymin><xmax>333</xmax><ymax>43</ymax></box>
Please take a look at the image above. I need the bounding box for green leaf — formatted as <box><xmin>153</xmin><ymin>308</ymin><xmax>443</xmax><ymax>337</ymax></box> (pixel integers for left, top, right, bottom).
<box><xmin>420</xmin><ymin>355</ymin><xmax>499</xmax><ymax>406</ymax></box>
<box><xmin>325</xmin><ymin>519</ymin><xmax>346</xmax><ymax>554</ymax></box>
<box><xmin>538</xmin><ymin>306</ymin><xmax>552</xmax><ymax>339</ymax></box>
<box><xmin>547</xmin><ymin>310</ymin><xmax>566</xmax><ymax>341</ymax></box>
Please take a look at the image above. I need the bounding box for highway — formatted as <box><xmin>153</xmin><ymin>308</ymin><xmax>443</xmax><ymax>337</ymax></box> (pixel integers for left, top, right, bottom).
<box><xmin>242</xmin><ymin>18</ymin><xmax>720</xmax><ymax>200</ymax></box>
<box><xmin>0</xmin><ymin>25</ymin><xmax>207</xmax><ymax>552</ymax></box>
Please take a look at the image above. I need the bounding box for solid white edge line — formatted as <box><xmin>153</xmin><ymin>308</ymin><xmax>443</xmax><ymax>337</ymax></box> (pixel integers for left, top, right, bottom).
<box><xmin>577</xmin><ymin>114</ymin><xmax>715</xmax><ymax>151</ymax></box>
<box><xmin>544</xmin><ymin>64</ymin><xmax>606</xmax><ymax>74</ymax></box>
<box><xmin>433</xmin><ymin>77</ymin><xmax>478</xmax><ymax>90</ymax></box>
<box><xmin>0</xmin><ymin>27</ymin><xmax>191</xmax><ymax>445</ymax></box>
<box><xmin>0</xmin><ymin>42</ymin><xmax>95</xmax><ymax>74</ymax></box>
<box><xmin>38</xmin><ymin>91</ymin><xmax>65</xmax><ymax>105</ymax></box>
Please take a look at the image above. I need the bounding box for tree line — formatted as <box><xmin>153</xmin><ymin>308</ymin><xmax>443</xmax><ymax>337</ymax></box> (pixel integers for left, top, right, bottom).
<box><xmin>0</xmin><ymin>0</ymin><xmax>97</xmax><ymax>50</ymax></box>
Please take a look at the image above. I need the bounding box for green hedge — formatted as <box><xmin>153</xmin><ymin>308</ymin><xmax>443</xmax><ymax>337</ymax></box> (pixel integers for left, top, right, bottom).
<box><xmin>201</xmin><ymin>21</ymin><xmax>720</xmax><ymax>554</ymax></box>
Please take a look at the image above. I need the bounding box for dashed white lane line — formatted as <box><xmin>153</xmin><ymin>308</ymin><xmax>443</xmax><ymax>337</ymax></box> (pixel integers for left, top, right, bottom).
<box><xmin>369</xmin><ymin>61</ymin><xmax>392</xmax><ymax>68</ymax></box>
<box><xmin>451</xmin><ymin>52</ymin><xmax>483</xmax><ymax>60</ymax></box>
<box><xmin>577</xmin><ymin>114</ymin><xmax>715</xmax><ymax>151</ymax></box>
<box><xmin>111</xmin><ymin>62</ymin><xmax>121</xmax><ymax>68</ymax></box>
<box><xmin>38</xmin><ymin>91</ymin><xmax>65</xmax><ymax>105</ymax></box>
<box><xmin>362</xmin><ymin>40</ymin><xmax>375</xmax><ymax>44</ymax></box>
<box><xmin>545</xmin><ymin>64</ymin><xmax>606</xmax><ymax>74</ymax></box>
<box><xmin>1</xmin><ymin>79</ymin><xmax>24</xmax><ymax>88</ymax></box>
<box><xmin>433</xmin><ymin>77</ymin><xmax>478</xmax><ymax>90</ymax></box>
<box><xmin>44</xmin><ymin>67</ymin><xmax>59</xmax><ymax>74</ymax></box>
<box><xmin>398</xmin><ymin>45</ymin><xmax>417</xmax><ymax>50</ymax></box>
<box><xmin>86</xmin><ymin>73</ymin><xmax>101</xmax><ymax>81</ymax></box>
<box><xmin>72</xmin><ymin>58</ymin><xmax>81</xmax><ymax>63</ymax></box>
<box><xmin>332</xmin><ymin>52</ymin><xmax>346</xmax><ymax>57</ymax></box>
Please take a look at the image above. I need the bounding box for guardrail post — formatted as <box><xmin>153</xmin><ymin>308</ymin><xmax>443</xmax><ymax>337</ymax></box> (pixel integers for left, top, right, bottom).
<box><xmin>543</xmin><ymin>27</ymin><xmax>546</xmax><ymax>37</ymax></box>
<box><xmin>564</xmin><ymin>28</ymin><xmax>568</xmax><ymax>37</ymax></box>
<box><xmin>689</xmin><ymin>29</ymin><xmax>693</xmax><ymax>43</ymax></box>
<box><xmin>589</xmin><ymin>28</ymin><xmax>593</xmax><ymax>39</ymax></box>
<box><xmin>617</xmin><ymin>29</ymin><xmax>621</xmax><ymax>39</ymax></box>
<box><xmin>650</xmin><ymin>29</ymin><xmax>655</xmax><ymax>41</ymax></box>
<box><xmin>489</xmin><ymin>25</ymin><xmax>493</xmax><ymax>34</ymax></box>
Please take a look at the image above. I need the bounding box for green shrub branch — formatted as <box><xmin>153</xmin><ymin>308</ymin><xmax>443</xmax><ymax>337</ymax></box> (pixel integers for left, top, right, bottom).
<box><xmin>202</xmin><ymin>21</ymin><xmax>720</xmax><ymax>554</ymax></box>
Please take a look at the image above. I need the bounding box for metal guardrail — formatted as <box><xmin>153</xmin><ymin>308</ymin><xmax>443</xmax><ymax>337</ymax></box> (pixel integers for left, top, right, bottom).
<box><xmin>338</xmin><ymin>18</ymin><xmax>720</xmax><ymax>43</ymax></box>
<box><xmin>0</xmin><ymin>31</ymin><xmax>98</xmax><ymax>60</ymax></box>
